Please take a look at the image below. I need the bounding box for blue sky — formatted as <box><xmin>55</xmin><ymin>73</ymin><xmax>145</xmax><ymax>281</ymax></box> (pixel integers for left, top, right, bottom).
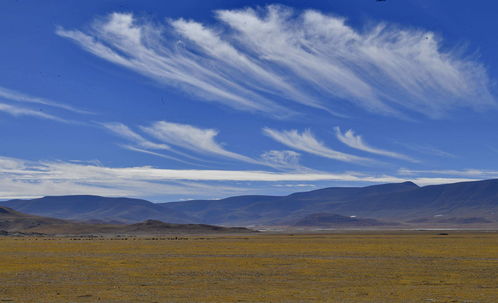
<box><xmin>1</xmin><ymin>0</ymin><xmax>498</xmax><ymax>201</ymax></box>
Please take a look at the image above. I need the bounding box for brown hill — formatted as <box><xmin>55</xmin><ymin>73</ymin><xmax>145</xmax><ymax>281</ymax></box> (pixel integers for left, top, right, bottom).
<box><xmin>0</xmin><ymin>206</ymin><xmax>68</xmax><ymax>232</ymax></box>
<box><xmin>121</xmin><ymin>220</ymin><xmax>253</xmax><ymax>234</ymax></box>
<box><xmin>0</xmin><ymin>207</ymin><xmax>254</xmax><ymax>235</ymax></box>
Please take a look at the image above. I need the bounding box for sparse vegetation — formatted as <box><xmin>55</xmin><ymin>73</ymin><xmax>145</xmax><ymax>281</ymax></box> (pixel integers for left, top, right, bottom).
<box><xmin>0</xmin><ymin>231</ymin><xmax>497</xmax><ymax>302</ymax></box>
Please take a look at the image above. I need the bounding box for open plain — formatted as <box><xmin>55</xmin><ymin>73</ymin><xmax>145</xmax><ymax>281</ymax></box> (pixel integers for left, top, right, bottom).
<box><xmin>0</xmin><ymin>231</ymin><xmax>497</xmax><ymax>303</ymax></box>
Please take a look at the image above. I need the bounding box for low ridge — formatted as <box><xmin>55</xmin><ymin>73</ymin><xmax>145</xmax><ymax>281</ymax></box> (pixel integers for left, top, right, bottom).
<box><xmin>0</xmin><ymin>207</ymin><xmax>254</xmax><ymax>235</ymax></box>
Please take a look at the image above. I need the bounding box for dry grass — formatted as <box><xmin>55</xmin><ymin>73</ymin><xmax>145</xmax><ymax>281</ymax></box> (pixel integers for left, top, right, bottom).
<box><xmin>0</xmin><ymin>231</ymin><xmax>497</xmax><ymax>302</ymax></box>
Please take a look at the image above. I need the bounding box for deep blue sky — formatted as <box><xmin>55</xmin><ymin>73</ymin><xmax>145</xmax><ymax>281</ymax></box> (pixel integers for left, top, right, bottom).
<box><xmin>1</xmin><ymin>0</ymin><xmax>498</xmax><ymax>201</ymax></box>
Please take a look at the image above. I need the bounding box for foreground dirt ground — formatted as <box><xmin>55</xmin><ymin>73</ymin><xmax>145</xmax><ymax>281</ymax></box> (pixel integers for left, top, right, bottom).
<box><xmin>0</xmin><ymin>231</ymin><xmax>497</xmax><ymax>303</ymax></box>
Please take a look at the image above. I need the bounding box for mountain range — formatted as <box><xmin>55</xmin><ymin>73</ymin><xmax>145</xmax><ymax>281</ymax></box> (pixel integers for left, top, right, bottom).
<box><xmin>1</xmin><ymin>179</ymin><xmax>498</xmax><ymax>228</ymax></box>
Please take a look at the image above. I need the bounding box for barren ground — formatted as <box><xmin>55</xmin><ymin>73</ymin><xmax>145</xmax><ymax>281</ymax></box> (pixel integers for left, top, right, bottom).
<box><xmin>0</xmin><ymin>231</ymin><xmax>497</xmax><ymax>302</ymax></box>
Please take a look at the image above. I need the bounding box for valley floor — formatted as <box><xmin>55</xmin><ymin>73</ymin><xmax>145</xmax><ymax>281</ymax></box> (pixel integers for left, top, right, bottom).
<box><xmin>0</xmin><ymin>231</ymin><xmax>497</xmax><ymax>302</ymax></box>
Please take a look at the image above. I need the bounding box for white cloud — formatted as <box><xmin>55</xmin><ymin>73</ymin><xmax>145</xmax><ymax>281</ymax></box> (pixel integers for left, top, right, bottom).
<box><xmin>217</xmin><ymin>5</ymin><xmax>494</xmax><ymax>117</ymax></box>
<box><xmin>101</xmin><ymin>122</ymin><xmax>205</xmax><ymax>163</ymax></box>
<box><xmin>141</xmin><ymin>121</ymin><xmax>261</xmax><ymax>165</ymax></box>
<box><xmin>0</xmin><ymin>86</ymin><xmax>92</xmax><ymax>114</ymax></box>
<box><xmin>0</xmin><ymin>102</ymin><xmax>67</xmax><ymax>122</ymax></box>
<box><xmin>399</xmin><ymin>168</ymin><xmax>498</xmax><ymax>178</ymax></box>
<box><xmin>104</xmin><ymin>121</ymin><xmax>311</xmax><ymax>169</ymax></box>
<box><xmin>334</xmin><ymin>127</ymin><xmax>417</xmax><ymax>162</ymax></box>
<box><xmin>398</xmin><ymin>143</ymin><xmax>458</xmax><ymax>159</ymax></box>
<box><xmin>263</xmin><ymin>128</ymin><xmax>372</xmax><ymax>164</ymax></box>
<box><xmin>0</xmin><ymin>156</ymin><xmax>243</xmax><ymax>199</ymax></box>
<box><xmin>56</xmin><ymin>14</ymin><xmax>291</xmax><ymax>117</ymax></box>
<box><xmin>57</xmin><ymin>6</ymin><xmax>494</xmax><ymax>118</ymax></box>
<box><xmin>273</xmin><ymin>183</ymin><xmax>316</xmax><ymax>188</ymax></box>
<box><xmin>260</xmin><ymin>150</ymin><xmax>302</xmax><ymax>170</ymax></box>
<box><xmin>120</xmin><ymin>145</ymin><xmax>195</xmax><ymax>165</ymax></box>
<box><xmin>0</xmin><ymin>155</ymin><xmax>478</xmax><ymax>199</ymax></box>
<box><xmin>102</xmin><ymin>122</ymin><xmax>171</xmax><ymax>150</ymax></box>
<box><xmin>170</xmin><ymin>18</ymin><xmax>331</xmax><ymax>114</ymax></box>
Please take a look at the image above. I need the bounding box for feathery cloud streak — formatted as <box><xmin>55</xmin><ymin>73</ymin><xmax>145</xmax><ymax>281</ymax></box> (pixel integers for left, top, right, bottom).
<box><xmin>141</xmin><ymin>121</ymin><xmax>261</xmax><ymax>165</ymax></box>
<box><xmin>399</xmin><ymin>168</ymin><xmax>498</xmax><ymax>178</ymax></box>
<box><xmin>260</xmin><ymin>150</ymin><xmax>302</xmax><ymax>170</ymax></box>
<box><xmin>101</xmin><ymin>122</ymin><xmax>205</xmax><ymax>164</ymax></box>
<box><xmin>57</xmin><ymin>6</ymin><xmax>494</xmax><ymax>118</ymax></box>
<box><xmin>0</xmin><ymin>86</ymin><xmax>92</xmax><ymax>114</ymax></box>
<box><xmin>102</xmin><ymin>122</ymin><xmax>170</xmax><ymax>150</ymax></box>
<box><xmin>263</xmin><ymin>128</ymin><xmax>371</xmax><ymax>164</ymax></box>
<box><xmin>334</xmin><ymin>127</ymin><xmax>417</xmax><ymax>162</ymax></box>
<box><xmin>102</xmin><ymin>121</ymin><xmax>309</xmax><ymax>169</ymax></box>
<box><xmin>0</xmin><ymin>102</ymin><xmax>67</xmax><ymax>122</ymax></box>
<box><xmin>56</xmin><ymin>14</ymin><xmax>290</xmax><ymax>117</ymax></box>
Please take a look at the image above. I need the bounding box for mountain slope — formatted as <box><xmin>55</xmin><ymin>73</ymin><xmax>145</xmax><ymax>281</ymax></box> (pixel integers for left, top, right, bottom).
<box><xmin>0</xmin><ymin>195</ymin><xmax>194</xmax><ymax>224</ymax></box>
<box><xmin>164</xmin><ymin>180</ymin><xmax>498</xmax><ymax>225</ymax></box>
<box><xmin>163</xmin><ymin>181</ymin><xmax>422</xmax><ymax>225</ymax></box>
<box><xmin>326</xmin><ymin>179</ymin><xmax>498</xmax><ymax>219</ymax></box>
<box><xmin>0</xmin><ymin>206</ymin><xmax>67</xmax><ymax>232</ymax></box>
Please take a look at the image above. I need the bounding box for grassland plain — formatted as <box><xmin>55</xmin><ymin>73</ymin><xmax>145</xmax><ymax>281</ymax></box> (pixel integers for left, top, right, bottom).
<box><xmin>0</xmin><ymin>232</ymin><xmax>497</xmax><ymax>303</ymax></box>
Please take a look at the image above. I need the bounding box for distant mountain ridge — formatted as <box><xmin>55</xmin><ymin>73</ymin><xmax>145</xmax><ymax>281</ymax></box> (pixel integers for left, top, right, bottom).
<box><xmin>1</xmin><ymin>179</ymin><xmax>498</xmax><ymax>227</ymax></box>
<box><xmin>1</xmin><ymin>195</ymin><xmax>194</xmax><ymax>224</ymax></box>
<box><xmin>162</xmin><ymin>182</ymin><xmax>421</xmax><ymax>225</ymax></box>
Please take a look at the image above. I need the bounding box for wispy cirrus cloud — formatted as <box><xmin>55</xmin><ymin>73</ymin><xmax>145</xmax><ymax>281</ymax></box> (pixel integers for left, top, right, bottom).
<box><xmin>57</xmin><ymin>5</ymin><xmax>495</xmax><ymax>118</ymax></box>
<box><xmin>0</xmin><ymin>86</ymin><xmax>94</xmax><ymax>123</ymax></box>
<box><xmin>0</xmin><ymin>86</ymin><xmax>92</xmax><ymax>114</ymax></box>
<box><xmin>399</xmin><ymin>168</ymin><xmax>498</xmax><ymax>178</ymax></box>
<box><xmin>141</xmin><ymin>121</ymin><xmax>261</xmax><ymax>165</ymax></box>
<box><xmin>101</xmin><ymin>122</ymin><xmax>171</xmax><ymax>150</ymax></box>
<box><xmin>263</xmin><ymin>128</ymin><xmax>372</xmax><ymax>164</ymax></box>
<box><xmin>101</xmin><ymin>122</ymin><xmax>203</xmax><ymax>164</ymax></box>
<box><xmin>120</xmin><ymin>144</ymin><xmax>197</xmax><ymax>165</ymax></box>
<box><xmin>399</xmin><ymin>143</ymin><xmax>458</xmax><ymax>159</ymax></box>
<box><xmin>105</xmin><ymin>121</ymin><xmax>313</xmax><ymax>170</ymax></box>
<box><xmin>260</xmin><ymin>150</ymin><xmax>305</xmax><ymax>170</ymax></box>
<box><xmin>56</xmin><ymin>14</ymin><xmax>291</xmax><ymax>117</ymax></box>
<box><xmin>334</xmin><ymin>127</ymin><xmax>417</xmax><ymax>162</ymax></box>
<box><xmin>0</xmin><ymin>102</ymin><xmax>68</xmax><ymax>122</ymax></box>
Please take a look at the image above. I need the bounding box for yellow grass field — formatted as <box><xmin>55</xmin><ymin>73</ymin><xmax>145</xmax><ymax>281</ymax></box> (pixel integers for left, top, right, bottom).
<box><xmin>0</xmin><ymin>232</ymin><xmax>497</xmax><ymax>303</ymax></box>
